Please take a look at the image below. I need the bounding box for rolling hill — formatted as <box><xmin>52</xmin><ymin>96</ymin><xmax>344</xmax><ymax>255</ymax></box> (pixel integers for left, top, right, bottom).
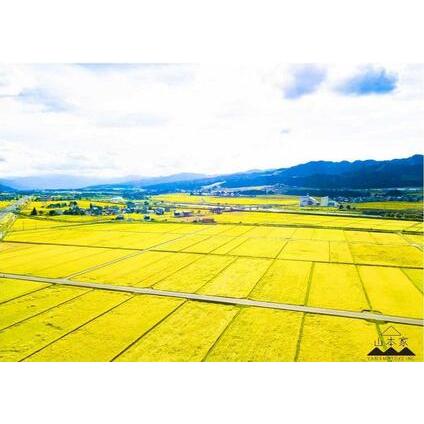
<box><xmin>136</xmin><ymin>154</ymin><xmax>423</xmax><ymax>192</ymax></box>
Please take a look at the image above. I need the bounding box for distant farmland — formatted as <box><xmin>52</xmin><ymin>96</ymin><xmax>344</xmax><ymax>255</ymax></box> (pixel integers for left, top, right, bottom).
<box><xmin>0</xmin><ymin>204</ymin><xmax>422</xmax><ymax>362</ymax></box>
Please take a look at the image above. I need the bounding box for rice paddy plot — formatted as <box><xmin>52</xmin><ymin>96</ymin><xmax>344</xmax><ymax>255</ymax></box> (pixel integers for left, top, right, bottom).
<box><xmin>0</xmin><ymin>285</ymin><xmax>89</xmax><ymax>331</ymax></box>
<box><xmin>153</xmin><ymin>255</ymin><xmax>234</xmax><ymax>293</ymax></box>
<box><xmin>0</xmin><ymin>243</ymin><xmax>132</xmax><ymax>278</ymax></box>
<box><xmin>297</xmin><ymin>314</ymin><xmax>379</xmax><ymax>361</ymax></box>
<box><xmin>249</xmin><ymin>259</ymin><xmax>312</xmax><ymax>305</ymax></box>
<box><xmin>311</xmin><ymin>229</ymin><xmax>346</xmax><ymax>242</ymax></box>
<box><xmin>24</xmin><ymin>295</ymin><xmax>184</xmax><ymax>362</ymax></box>
<box><xmin>153</xmin><ymin>234</ymin><xmax>211</xmax><ymax>252</ymax></box>
<box><xmin>358</xmin><ymin>266</ymin><xmax>423</xmax><ymax>318</ymax></box>
<box><xmin>210</xmin><ymin>236</ymin><xmax>249</xmax><ymax>255</ymax></box>
<box><xmin>0</xmin><ymin>278</ymin><xmax>50</xmax><ymax>304</ymax></box>
<box><xmin>279</xmin><ymin>240</ymin><xmax>330</xmax><ymax>262</ymax></box>
<box><xmin>37</xmin><ymin>248</ymin><xmax>135</xmax><ymax>278</ymax></box>
<box><xmin>228</xmin><ymin>237</ymin><xmax>286</xmax><ymax>258</ymax></box>
<box><xmin>369</xmin><ymin>232</ymin><xmax>409</xmax><ymax>245</ymax></box>
<box><xmin>401</xmin><ymin>268</ymin><xmax>423</xmax><ymax>293</ymax></box>
<box><xmin>115</xmin><ymin>301</ymin><xmax>238</xmax><ymax>361</ymax></box>
<box><xmin>344</xmin><ymin>231</ymin><xmax>375</xmax><ymax>244</ymax></box>
<box><xmin>182</xmin><ymin>235</ymin><xmax>236</xmax><ymax>254</ymax></box>
<box><xmin>266</xmin><ymin>227</ymin><xmax>296</xmax><ymax>239</ymax></box>
<box><xmin>404</xmin><ymin>234</ymin><xmax>424</xmax><ymax>246</ymax></box>
<box><xmin>75</xmin><ymin>251</ymin><xmax>170</xmax><ymax>286</ymax></box>
<box><xmin>205</xmin><ymin>307</ymin><xmax>303</xmax><ymax>361</ymax></box>
<box><xmin>10</xmin><ymin>218</ymin><xmax>78</xmax><ymax>232</ymax></box>
<box><xmin>135</xmin><ymin>252</ymin><xmax>201</xmax><ymax>287</ymax></box>
<box><xmin>198</xmin><ymin>257</ymin><xmax>271</xmax><ymax>298</ymax></box>
<box><xmin>350</xmin><ymin>243</ymin><xmax>422</xmax><ymax>267</ymax></box>
<box><xmin>0</xmin><ymin>244</ymin><xmax>86</xmax><ymax>274</ymax></box>
<box><xmin>329</xmin><ymin>242</ymin><xmax>353</xmax><ymax>263</ymax></box>
<box><xmin>292</xmin><ymin>228</ymin><xmax>315</xmax><ymax>240</ymax></box>
<box><xmin>0</xmin><ymin>290</ymin><xmax>130</xmax><ymax>362</ymax></box>
<box><xmin>307</xmin><ymin>263</ymin><xmax>369</xmax><ymax>312</ymax></box>
<box><xmin>218</xmin><ymin>225</ymin><xmax>255</xmax><ymax>237</ymax></box>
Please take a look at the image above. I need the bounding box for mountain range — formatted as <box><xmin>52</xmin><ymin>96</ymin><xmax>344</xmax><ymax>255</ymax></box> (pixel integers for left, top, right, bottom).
<box><xmin>105</xmin><ymin>154</ymin><xmax>423</xmax><ymax>192</ymax></box>
<box><xmin>0</xmin><ymin>155</ymin><xmax>422</xmax><ymax>191</ymax></box>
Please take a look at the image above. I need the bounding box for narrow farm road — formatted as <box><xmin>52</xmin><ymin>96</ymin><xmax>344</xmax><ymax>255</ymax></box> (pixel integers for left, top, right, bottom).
<box><xmin>1</xmin><ymin>272</ymin><xmax>422</xmax><ymax>327</ymax></box>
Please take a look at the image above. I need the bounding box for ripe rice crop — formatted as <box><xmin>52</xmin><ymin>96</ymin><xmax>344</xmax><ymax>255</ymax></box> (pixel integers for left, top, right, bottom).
<box><xmin>0</xmin><ymin>278</ymin><xmax>50</xmax><ymax>304</ymax></box>
<box><xmin>0</xmin><ymin>243</ymin><xmax>132</xmax><ymax>278</ymax></box>
<box><xmin>358</xmin><ymin>266</ymin><xmax>423</xmax><ymax>318</ymax></box>
<box><xmin>182</xmin><ymin>235</ymin><xmax>236</xmax><ymax>253</ymax></box>
<box><xmin>344</xmin><ymin>231</ymin><xmax>375</xmax><ymax>243</ymax></box>
<box><xmin>0</xmin><ymin>285</ymin><xmax>89</xmax><ymax>331</ymax></box>
<box><xmin>279</xmin><ymin>240</ymin><xmax>329</xmax><ymax>262</ymax></box>
<box><xmin>1</xmin><ymin>289</ymin><xmax>130</xmax><ymax>362</ymax></box>
<box><xmin>205</xmin><ymin>307</ymin><xmax>303</xmax><ymax>361</ymax></box>
<box><xmin>350</xmin><ymin>243</ymin><xmax>422</xmax><ymax>267</ymax></box>
<box><xmin>311</xmin><ymin>229</ymin><xmax>345</xmax><ymax>241</ymax></box>
<box><xmin>329</xmin><ymin>242</ymin><xmax>353</xmax><ymax>263</ymax></box>
<box><xmin>154</xmin><ymin>234</ymin><xmax>210</xmax><ymax>251</ymax></box>
<box><xmin>198</xmin><ymin>257</ymin><xmax>271</xmax><ymax>298</ymax></box>
<box><xmin>210</xmin><ymin>236</ymin><xmax>249</xmax><ymax>254</ymax></box>
<box><xmin>153</xmin><ymin>255</ymin><xmax>234</xmax><ymax>293</ymax></box>
<box><xmin>369</xmin><ymin>232</ymin><xmax>408</xmax><ymax>245</ymax></box>
<box><xmin>153</xmin><ymin>193</ymin><xmax>300</xmax><ymax>206</ymax></box>
<box><xmin>297</xmin><ymin>314</ymin><xmax>379</xmax><ymax>361</ymax></box>
<box><xmin>354</xmin><ymin>201</ymin><xmax>423</xmax><ymax>210</ymax></box>
<box><xmin>24</xmin><ymin>295</ymin><xmax>184</xmax><ymax>362</ymax></box>
<box><xmin>249</xmin><ymin>259</ymin><xmax>311</xmax><ymax>304</ymax></box>
<box><xmin>292</xmin><ymin>228</ymin><xmax>315</xmax><ymax>240</ymax></box>
<box><xmin>10</xmin><ymin>218</ymin><xmax>82</xmax><ymax>232</ymax></box>
<box><xmin>228</xmin><ymin>237</ymin><xmax>286</xmax><ymax>258</ymax></box>
<box><xmin>404</xmin><ymin>234</ymin><xmax>424</xmax><ymax>246</ymax></box>
<box><xmin>401</xmin><ymin>268</ymin><xmax>423</xmax><ymax>292</ymax></box>
<box><xmin>307</xmin><ymin>263</ymin><xmax>369</xmax><ymax>312</ymax></box>
<box><xmin>75</xmin><ymin>251</ymin><xmax>170</xmax><ymax>286</ymax></box>
<box><xmin>218</xmin><ymin>225</ymin><xmax>255</xmax><ymax>237</ymax></box>
<box><xmin>115</xmin><ymin>301</ymin><xmax>238</xmax><ymax>361</ymax></box>
<box><xmin>135</xmin><ymin>253</ymin><xmax>200</xmax><ymax>287</ymax></box>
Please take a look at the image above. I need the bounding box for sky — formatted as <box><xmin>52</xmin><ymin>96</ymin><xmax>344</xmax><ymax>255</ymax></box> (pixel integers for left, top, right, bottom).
<box><xmin>0</xmin><ymin>63</ymin><xmax>423</xmax><ymax>179</ymax></box>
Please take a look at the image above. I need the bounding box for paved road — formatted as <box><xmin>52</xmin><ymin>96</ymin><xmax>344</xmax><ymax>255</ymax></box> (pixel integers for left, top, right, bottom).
<box><xmin>0</xmin><ymin>196</ymin><xmax>30</xmax><ymax>239</ymax></box>
<box><xmin>1</xmin><ymin>271</ymin><xmax>422</xmax><ymax>327</ymax></box>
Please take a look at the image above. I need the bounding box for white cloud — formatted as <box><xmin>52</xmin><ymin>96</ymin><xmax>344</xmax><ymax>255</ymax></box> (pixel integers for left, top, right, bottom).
<box><xmin>0</xmin><ymin>63</ymin><xmax>422</xmax><ymax>178</ymax></box>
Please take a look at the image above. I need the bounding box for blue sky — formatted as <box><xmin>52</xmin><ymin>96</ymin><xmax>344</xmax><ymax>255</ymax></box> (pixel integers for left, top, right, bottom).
<box><xmin>338</xmin><ymin>67</ymin><xmax>398</xmax><ymax>95</ymax></box>
<box><xmin>0</xmin><ymin>63</ymin><xmax>422</xmax><ymax>178</ymax></box>
<box><xmin>283</xmin><ymin>65</ymin><xmax>327</xmax><ymax>99</ymax></box>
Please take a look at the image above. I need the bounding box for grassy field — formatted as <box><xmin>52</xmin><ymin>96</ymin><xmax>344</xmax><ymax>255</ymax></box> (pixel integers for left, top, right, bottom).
<box><xmin>0</xmin><ymin>208</ymin><xmax>422</xmax><ymax>362</ymax></box>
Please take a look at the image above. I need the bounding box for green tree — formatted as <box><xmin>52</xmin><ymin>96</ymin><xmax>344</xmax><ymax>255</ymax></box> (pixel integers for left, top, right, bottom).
<box><xmin>30</xmin><ymin>207</ymin><xmax>37</xmax><ymax>216</ymax></box>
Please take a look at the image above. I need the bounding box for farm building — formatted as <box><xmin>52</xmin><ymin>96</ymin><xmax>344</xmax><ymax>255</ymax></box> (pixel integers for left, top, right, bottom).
<box><xmin>174</xmin><ymin>210</ymin><xmax>193</xmax><ymax>217</ymax></box>
<box><xmin>320</xmin><ymin>196</ymin><xmax>340</xmax><ymax>207</ymax></box>
<box><xmin>299</xmin><ymin>195</ymin><xmax>319</xmax><ymax>207</ymax></box>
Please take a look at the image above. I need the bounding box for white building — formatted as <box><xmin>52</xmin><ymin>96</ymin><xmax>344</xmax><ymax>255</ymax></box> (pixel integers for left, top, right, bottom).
<box><xmin>299</xmin><ymin>195</ymin><xmax>319</xmax><ymax>207</ymax></box>
<box><xmin>320</xmin><ymin>196</ymin><xmax>329</xmax><ymax>207</ymax></box>
<box><xmin>320</xmin><ymin>196</ymin><xmax>339</xmax><ymax>207</ymax></box>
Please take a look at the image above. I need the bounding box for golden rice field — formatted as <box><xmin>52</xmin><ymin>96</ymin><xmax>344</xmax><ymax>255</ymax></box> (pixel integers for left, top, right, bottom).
<box><xmin>0</xmin><ymin>212</ymin><xmax>422</xmax><ymax>362</ymax></box>
<box><xmin>0</xmin><ymin>200</ymin><xmax>14</xmax><ymax>209</ymax></box>
<box><xmin>153</xmin><ymin>193</ymin><xmax>300</xmax><ymax>206</ymax></box>
<box><xmin>354</xmin><ymin>201</ymin><xmax>423</xmax><ymax>210</ymax></box>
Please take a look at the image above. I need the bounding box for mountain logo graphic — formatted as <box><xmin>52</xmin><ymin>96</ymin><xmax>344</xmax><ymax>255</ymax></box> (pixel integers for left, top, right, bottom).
<box><xmin>368</xmin><ymin>326</ymin><xmax>415</xmax><ymax>357</ymax></box>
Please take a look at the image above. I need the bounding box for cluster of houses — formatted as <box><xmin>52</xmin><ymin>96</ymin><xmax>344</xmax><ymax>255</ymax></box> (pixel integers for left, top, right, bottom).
<box><xmin>299</xmin><ymin>195</ymin><xmax>339</xmax><ymax>208</ymax></box>
<box><xmin>41</xmin><ymin>199</ymin><xmax>205</xmax><ymax>222</ymax></box>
